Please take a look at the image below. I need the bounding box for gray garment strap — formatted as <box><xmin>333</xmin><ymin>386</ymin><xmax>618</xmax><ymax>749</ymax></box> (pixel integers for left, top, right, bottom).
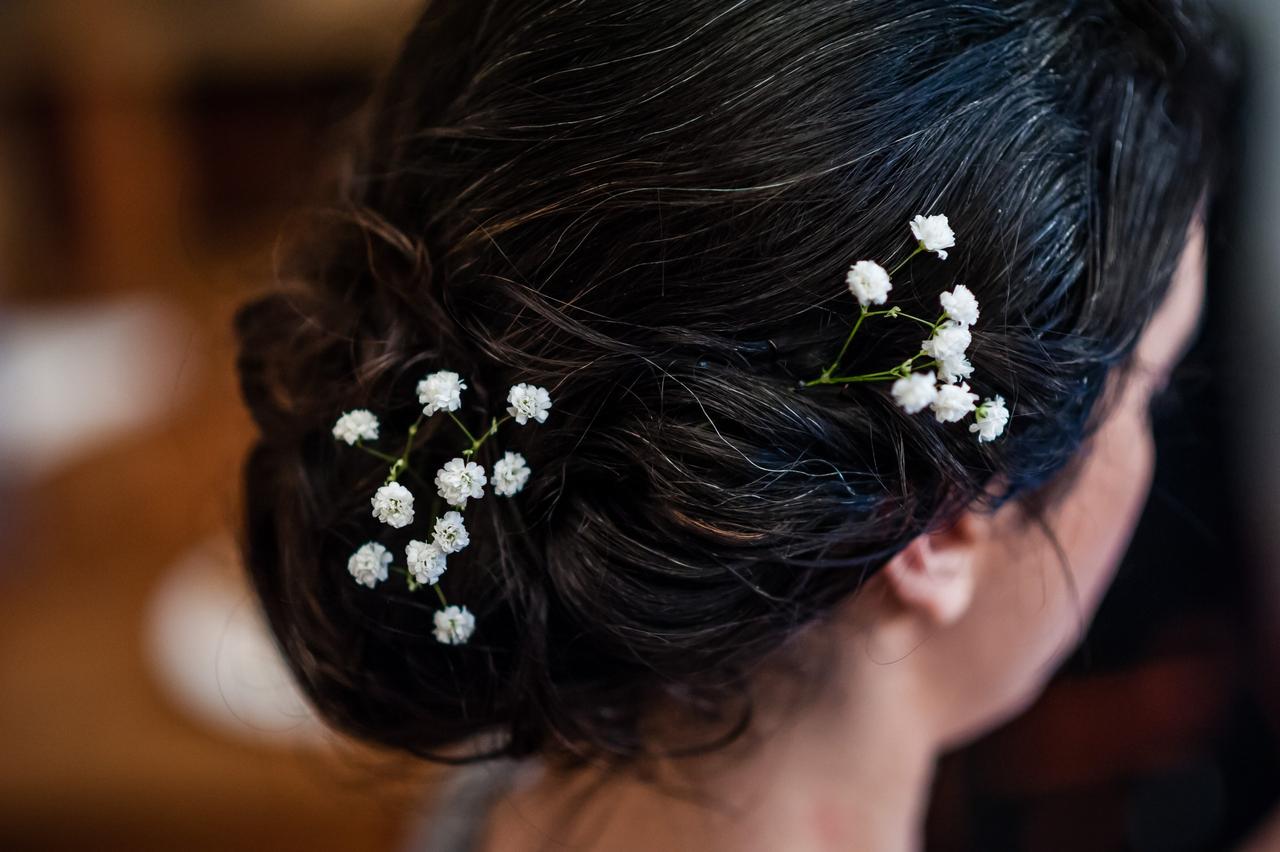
<box><xmin>407</xmin><ymin>758</ymin><xmax>532</xmax><ymax>852</ymax></box>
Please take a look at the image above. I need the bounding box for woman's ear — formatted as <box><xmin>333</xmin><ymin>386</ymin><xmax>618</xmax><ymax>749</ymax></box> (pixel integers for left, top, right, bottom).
<box><xmin>882</xmin><ymin>513</ymin><xmax>984</xmax><ymax>626</ymax></box>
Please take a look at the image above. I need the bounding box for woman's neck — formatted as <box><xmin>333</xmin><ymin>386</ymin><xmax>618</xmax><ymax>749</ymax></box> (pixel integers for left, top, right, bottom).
<box><xmin>482</xmin><ymin>655</ymin><xmax>940</xmax><ymax>852</ymax></box>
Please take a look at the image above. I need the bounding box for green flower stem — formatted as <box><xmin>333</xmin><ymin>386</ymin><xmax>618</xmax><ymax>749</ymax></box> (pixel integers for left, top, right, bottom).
<box><xmin>389</xmin><ymin>565</ymin><xmax>448</xmax><ymax>603</ymax></box>
<box><xmin>888</xmin><ymin>242</ymin><xmax>925</xmax><ymax>276</ymax></box>
<box><xmin>355</xmin><ymin>442</ymin><xmax>428</xmax><ymax>488</ymax></box>
<box><xmin>355</xmin><ymin>443</ymin><xmax>400</xmax><ymax>464</ymax></box>
<box><xmin>811</xmin><ymin>306</ymin><xmax>904</xmax><ymax>384</ymax></box>
<box><xmin>823</xmin><ymin>305</ymin><xmax>870</xmax><ymax>379</ymax></box>
<box><xmin>894</xmin><ymin>311</ymin><xmax>943</xmax><ymax>328</ymax></box>
<box><xmin>390</xmin><ymin>565</ymin><xmax>418</xmax><ymax>590</ymax></box>
<box><xmin>801</xmin><ymin>241</ymin><xmax>946</xmax><ymax>388</ymax></box>
<box><xmin>447</xmin><ymin>411</ymin><xmax>478</xmax><ymax>445</ymax></box>
<box><xmin>814</xmin><ymin>350</ymin><xmax>941</xmax><ymax>386</ymax></box>
<box><xmin>818</xmin><ymin>373</ymin><xmax>898</xmax><ymax>384</ymax></box>
<box><xmin>806</xmin><ymin>364</ymin><xmax>901</xmax><ymax>386</ymax></box>
<box><xmin>385</xmin><ymin>414</ymin><xmax>424</xmax><ymax>483</ymax></box>
<box><xmin>449</xmin><ymin>410</ymin><xmax>512</xmax><ymax>458</ymax></box>
<box><xmin>462</xmin><ymin>414</ymin><xmax>510</xmax><ymax>458</ymax></box>
<box><xmin>802</xmin><ymin>311</ymin><xmax>949</xmax><ymax>387</ymax></box>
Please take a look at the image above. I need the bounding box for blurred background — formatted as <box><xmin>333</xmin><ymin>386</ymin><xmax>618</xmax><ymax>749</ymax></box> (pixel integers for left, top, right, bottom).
<box><xmin>1</xmin><ymin>2</ymin><xmax>1278</xmax><ymax>851</ymax></box>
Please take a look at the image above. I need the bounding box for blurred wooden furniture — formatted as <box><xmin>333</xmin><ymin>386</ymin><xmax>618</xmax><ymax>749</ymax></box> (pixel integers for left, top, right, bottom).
<box><xmin>0</xmin><ymin>3</ymin><xmax>434</xmax><ymax>850</ymax></box>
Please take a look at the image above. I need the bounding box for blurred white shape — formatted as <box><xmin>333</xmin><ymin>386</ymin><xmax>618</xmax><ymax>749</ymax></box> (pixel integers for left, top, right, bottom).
<box><xmin>0</xmin><ymin>298</ymin><xmax>191</xmax><ymax>479</ymax></box>
<box><xmin>146</xmin><ymin>535</ymin><xmax>325</xmax><ymax>745</ymax></box>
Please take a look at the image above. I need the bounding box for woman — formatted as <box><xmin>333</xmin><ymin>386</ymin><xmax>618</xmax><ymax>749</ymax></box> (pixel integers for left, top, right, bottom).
<box><xmin>235</xmin><ymin>1</ymin><xmax>1239</xmax><ymax>849</ymax></box>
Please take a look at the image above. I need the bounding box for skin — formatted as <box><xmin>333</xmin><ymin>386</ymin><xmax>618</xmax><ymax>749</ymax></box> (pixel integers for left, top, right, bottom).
<box><xmin>480</xmin><ymin>222</ymin><xmax>1208</xmax><ymax>852</ymax></box>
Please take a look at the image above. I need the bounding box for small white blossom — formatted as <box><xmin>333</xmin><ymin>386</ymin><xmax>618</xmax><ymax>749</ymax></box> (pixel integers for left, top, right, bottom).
<box><xmin>892</xmin><ymin>371</ymin><xmax>938</xmax><ymax>414</ymax></box>
<box><xmin>937</xmin><ymin>352</ymin><xmax>975</xmax><ymax>384</ymax></box>
<box><xmin>435</xmin><ymin>457</ymin><xmax>488</xmax><ymax>508</ymax></box>
<box><xmin>970</xmin><ymin>395</ymin><xmax>1010</xmax><ymax>442</ymax></box>
<box><xmin>939</xmin><ymin>284</ymin><xmax>980</xmax><ymax>327</ymax></box>
<box><xmin>492</xmin><ymin>451</ymin><xmax>531</xmax><ymax>497</ymax></box>
<box><xmin>417</xmin><ymin>370</ymin><xmax>467</xmax><ymax>416</ymax></box>
<box><xmin>371</xmin><ymin>482</ymin><xmax>415</xmax><ymax>528</ymax></box>
<box><xmin>331</xmin><ymin>409</ymin><xmax>380</xmax><ymax>445</ymax></box>
<box><xmin>507</xmin><ymin>383</ymin><xmax>553</xmax><ymax>426</ymax></box>
<box><xmin>406</xmin><ymin>539</ymin><xmax>447</xmax><ymax>586</ymax></box>
<box><xmin>910</xmin><ymin>214</ymin><xmax>956</xmax><ymax>259</ymax></box>
<box><xmin>434</xmin><ymin>605</ymin><xmax>476</xmax><ymax>645</ymax></box>
<box><xmin>922</xmin><ymin>321</ymin><xmax>971</xmax><ymax>362</ymax></box>
<box><xmin>348</xmin><ymin>542</ymin><xmax>391</xmax><ymax>588</ymax></box>
<box><xmin>931</xmin><ymin>381</ymin><xmax>979</xmax><ymax>423</ymax></box>
<box><xmin>846</xmin><ymin>260</ymin><xmax>892</xmax><ymax>307</ymax></box>
<box><xmin>431</xmin><ymin>510</ymin><xmax>470</xmax><ymax>554</ymax></box>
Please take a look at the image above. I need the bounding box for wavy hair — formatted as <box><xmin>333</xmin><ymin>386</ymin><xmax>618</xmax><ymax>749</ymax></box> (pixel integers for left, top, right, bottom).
<box><xmin>236</xmin><ymin>0</ymin><xmax>1238</xmax><ymax>764</ymax></box>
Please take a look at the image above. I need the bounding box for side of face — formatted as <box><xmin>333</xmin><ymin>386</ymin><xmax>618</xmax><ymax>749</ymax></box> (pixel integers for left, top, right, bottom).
<box><xmin>865</xmin><ymin>221</ymin><xmax>1207</xmax><ymax>745</ymax></box>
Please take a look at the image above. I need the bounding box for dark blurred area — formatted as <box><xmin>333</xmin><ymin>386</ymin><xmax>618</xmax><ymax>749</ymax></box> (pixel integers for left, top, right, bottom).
<box><xmin>1</xmin><ymin>2</ymin><xmax>1278</xmax><ymax>851</ymax></box>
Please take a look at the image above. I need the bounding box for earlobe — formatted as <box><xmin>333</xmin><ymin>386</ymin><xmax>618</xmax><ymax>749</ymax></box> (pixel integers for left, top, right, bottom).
<box><xmin>882</xmin><ymin>518</ymin><xmax>980</xmax><ymax>627</ymax></box>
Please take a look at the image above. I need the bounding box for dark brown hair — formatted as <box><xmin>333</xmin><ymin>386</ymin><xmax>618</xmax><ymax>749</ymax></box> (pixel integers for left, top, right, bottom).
<box><xmin>236</xmin><ymin>0</ymin><xmax>1237</xmax><ymax>765</ymax></box>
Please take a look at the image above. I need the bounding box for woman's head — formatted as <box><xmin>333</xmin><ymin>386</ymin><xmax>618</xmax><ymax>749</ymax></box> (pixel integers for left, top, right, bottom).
<box><xmin>236</xmin><ymin>0</ymin><xmax>1237</xmax><ymax>764</ymax></box>
<box><xmin>859</xmin><ymin>218</ymin><xmax>1209</xmax><ymax>747</ymax></box>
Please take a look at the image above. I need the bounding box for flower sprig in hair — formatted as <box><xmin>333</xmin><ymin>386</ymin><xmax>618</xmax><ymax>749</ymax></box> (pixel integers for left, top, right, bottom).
<box><xmin>332</xmin><ymin>370</ymin><xmax>553</xmax><ymax>645</ymax></box>
<box><xmin>801</xmin><ymin>214</ymin><xmax>1009</xmax><ymax>441</ymax></box>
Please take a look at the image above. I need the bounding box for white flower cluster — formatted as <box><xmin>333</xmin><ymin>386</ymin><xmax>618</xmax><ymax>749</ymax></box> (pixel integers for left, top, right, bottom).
<box><xmin>403</xmin><ymin>510</ymin><xmax>471</xmax><ymax>587</ymax></box>
<box><xmin>405</xmin><ymin>538</ymin><xmax>447</xmax><ymax>586</ymax></box>
<box><xmin>970</xmin><ymin>395</ymin><xmax>1010</xmax><ymax>443</ymax></box>
<box><xmin>417</xmin><ymin>370</ymin><xmax>467</xmax><ymax>416</ymax></box>
<box><xmin>371</xmin><ymin>482</ymin><xmax>415</xmax><ymax>528</ymax></box>
<box><xmin>920</xmin><ymin>318</ymin><xmax>973</xmax><ymax>384</ymax></box>
<box><xmin>347</xmin><ymin>542</ymin><xmax>391</xmax><ymax>589</ymax></box>
<box><xmin>434</xmin><ymin>605</ymin><xmax>476</xmax><ymax>645</ymax></box>
<box><xmin>910</xmin><ymin>214</ymin><xmax>956</xmax><ymax>260</ymax></box>
<box><xmin>889</xmin><ymin>283</ymin><xmax>1004</xmax><ymax>435</ymax></box>
<box><xmin>507</xmin><ymin>383</ymin><xmax>553</xmax><ymax>425</ymax></box>
<box><xmin>331</xmin><ymin>409</ymin><xmax>380</xmax><ymax>445</ymax></box>
<box><xmin>492</xmin><ymin>450</ymin><xmax>531</xmax><ymax>497</ymax></box>
<box><xmin>435</xmin><ymin>457</ymin><xmax>488</xmax><ymax>508</ymax></box>
<box><xmin>835</xmin><ymin>216</ymin><xmax>1009</xmax><ymax>442</ymax></box>
<box><xmin>330</xmin><ymin>371</ymin><xmax>553</xmax><ymax>645</ymax></box>
<box><xmin>432</xmin><ymin>510</ymin><xmax>470</xmax><ymax>553</ymax></box>
<box><xmin>846</xmin><ymin>260</ymin><xmax>892</xmax><ymax>306</ymax></box>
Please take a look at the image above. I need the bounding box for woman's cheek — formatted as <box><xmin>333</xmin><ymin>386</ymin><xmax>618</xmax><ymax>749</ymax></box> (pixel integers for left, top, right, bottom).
<box><xmin>1064</xmin><ymin>400</ymin><xmax>1158</xmax><ymax>614</ymax></box>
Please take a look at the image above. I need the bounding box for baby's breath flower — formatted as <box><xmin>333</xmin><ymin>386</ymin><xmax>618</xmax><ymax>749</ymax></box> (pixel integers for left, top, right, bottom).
<box><xmin>431</xmin><ymin>510</ymin><xmax>470</xmax><ymax>554</ymax></box>
<box><xmin>846</xmin><ymin>260</ymin><xmax>892</xmax><ymax>307</ymax></box>
<box><xmin>406</xmin><ymin>539</ymin><xmax>447</xmax><ymax>586</ymax></box>
<box><xmin>417</xmin><ymin>370</ymin><xmax>467</xmax><ymax>416</ymax></box>
<box><xmin>371</xmin><ymin>482</ymin><xmax>415</xmax><ymax>528</ymax></box>
<box><xmin>940</xmin><ymin>285</ymin><xmax>980</xmax><ymax>327</ymax></box>
<box><xmin>506</xmin><ymin>383</ymin><xmax>552</xmax><ymax>426</ymax></box>
<box><xmin>435</xmin><ymin>457</ymin><xmax>487</xmax><ymax>508</ymax></box>
<box><xmin>492</xmin><ymin>451</ymin><xmax>531</xmax><ymax>497</ymax></box>
<box><xmin>938</xmin><ymin>352</ymin><xmax>975</xmax><ymax>384</ymax></box>
<box><xmin>331</xmin><ymin>409</ymin><xmax>380</xmax><ymax>445</ymax></box>
<box><xmin>922</xmin><ymin>321</ymin><xmax>971</xmax><ymax>362</ymax></box>
<box><xmin>434</xmin><ymin>605</ymin><xmax>476</xmax><ymax>645</ymax></box>
<box><xmin>910</xmin><ymin>214</ymin><xmax>956</xmax><ymax>259</ymax></box>
<box><xmin>892</xmin><ymin>371</ymin><xmax>938</xmax><ymax>414</ymax></box>
<box><xmin>347</xmin><ymin>542</ymin><xmax>391</xmax><ymax>588</ymax></box>
<box><xmin>970</xmin><ymin>395</ymin><xmax>1010</xmax><ymax>442</ymax></box>
<box><xmin>931</xmin><ymin>381</ymin><xmax>978</xmax><ymax>423</ymax></box>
